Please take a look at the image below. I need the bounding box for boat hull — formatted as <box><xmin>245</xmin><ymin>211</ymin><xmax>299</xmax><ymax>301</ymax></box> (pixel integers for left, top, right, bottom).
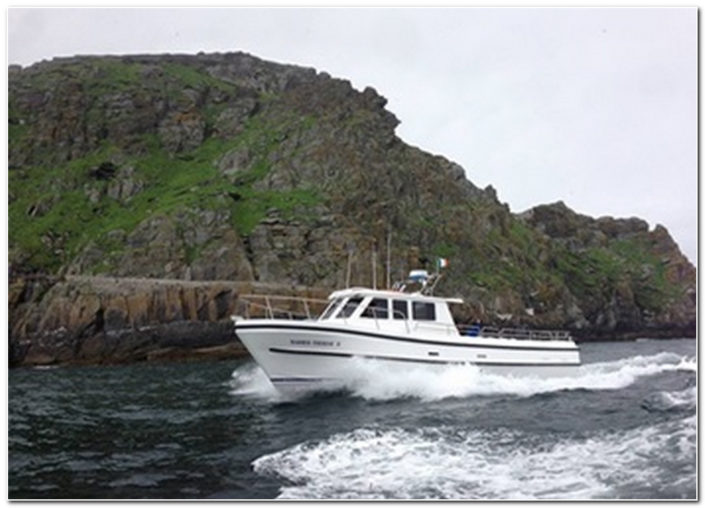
<box><xmin>233</xmin><ymin>319</ymin><xmax>581</xmax><ymax>393</ymax></box>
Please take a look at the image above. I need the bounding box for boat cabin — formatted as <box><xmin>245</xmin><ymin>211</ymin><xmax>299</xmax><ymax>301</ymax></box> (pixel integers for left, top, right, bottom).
<box><xmin>318</xmin><ymin>288</ymin><xmax>461</xmax><ymax>327</ymax></box>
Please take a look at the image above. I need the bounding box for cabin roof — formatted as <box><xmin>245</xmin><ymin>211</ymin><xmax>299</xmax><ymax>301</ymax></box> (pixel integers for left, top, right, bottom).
<box><xmin>328</xmin><ymin>287</ymin><xmax>464</xmax><ymax>305</ymax></box>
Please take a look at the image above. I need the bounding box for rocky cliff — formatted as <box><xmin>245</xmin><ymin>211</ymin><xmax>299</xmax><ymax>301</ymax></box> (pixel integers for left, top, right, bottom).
<box><xmin>8</xmin><ymin>52</ymin><xmax>696</xmax><ymax>366</ymax></box>
<box><xmin>9</xmin><ymin>275</ymin><xmax>328</xmax><ymax>366</ymax></box>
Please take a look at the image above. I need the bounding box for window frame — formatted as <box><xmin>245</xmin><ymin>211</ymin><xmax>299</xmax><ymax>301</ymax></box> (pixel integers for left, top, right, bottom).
<box><xmin>392</xmin><ymin>299</ymin><xmax>409</xmax><ymax>320</ymax></box>
<box><xmin>336</xmin><ymin>296</ymin><xmax>364</xmax><ymax>319</ymax></box>
<box><xmin>412</xmin><ymin>301</ymin><xmax>436</xmax><ymax>321</ymax></box>
<box><xmin>361</xmin><ymin>298</ymin><xmax>390</xmax><ymax>319</ymax></box>
<box><xmin>319</xmin><ymin>298</ymin><xmax>344</xmax><ymax>320</ymax></box>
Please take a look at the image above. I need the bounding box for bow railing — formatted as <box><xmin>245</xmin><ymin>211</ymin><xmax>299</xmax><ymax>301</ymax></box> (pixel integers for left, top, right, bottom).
<box><xmin>236</xmin><ymin>294</ymin><xmax>330</xmax><ymax>321</ymax></box>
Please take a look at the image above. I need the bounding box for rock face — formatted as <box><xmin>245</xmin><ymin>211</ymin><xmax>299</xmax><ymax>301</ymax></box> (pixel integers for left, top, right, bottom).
<box><xmin>518</xmin><ymin>202</ymin><xmax>696</xmax><ymax>338</ymax></box>
<box><xmin>8</xmin><ymin>52</ymin><xmax>696</xmax><ymax>366</ymax></box>
<box><xmin>9</xmin><ymin>276</ymin><xmax>328</xmax><ymax>367</ymax></box>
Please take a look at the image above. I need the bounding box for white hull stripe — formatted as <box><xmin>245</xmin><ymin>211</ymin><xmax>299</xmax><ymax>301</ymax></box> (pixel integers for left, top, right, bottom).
<box><xmin>235</xmin><ymin>323</ymin><xmax>580</xmax><ymax>352</ymax></box>
<box><xmin>268</xmin><ymin>347</ymin><xmax>580</xmax><ymax>367</ymax></box>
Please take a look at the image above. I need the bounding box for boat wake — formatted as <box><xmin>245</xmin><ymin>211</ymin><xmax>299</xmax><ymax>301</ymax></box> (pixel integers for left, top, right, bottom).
<box><xmin>228</xmin><ymin>363</ymin><xmax>284</xmax><ymax>402</ymax></box>
<box><xmin>641</xmin><ymin>385</ymin><xmax>697</xmax><ymax>413</ymax></box>
<box><xmin>252</xmin><ymin>412</ymin><xmax>696</xmax><ymax>499</ymax></box>
<box><xmin>229</xmin><ymin>351</ymin><xmax>695</xmax><ymax>402</ymax></box>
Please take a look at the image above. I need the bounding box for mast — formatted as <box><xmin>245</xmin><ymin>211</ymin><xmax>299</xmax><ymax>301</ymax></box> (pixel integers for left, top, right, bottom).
<box><xmin>345</xmin><ymin>248</ymin><xmax>353</xmax><ymax>288</ymax></box>
<box><xmin>386</xmin><ymin>228</ymin><xmax>392</xmax><ymax>289</ymax></box>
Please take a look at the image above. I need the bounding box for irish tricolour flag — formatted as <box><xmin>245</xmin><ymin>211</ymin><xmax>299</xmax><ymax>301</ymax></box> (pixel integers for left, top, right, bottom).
<box><xmin>437</xmin><ymin>257</ymin><xmax>449</xmax><ymax>270</ymax></box>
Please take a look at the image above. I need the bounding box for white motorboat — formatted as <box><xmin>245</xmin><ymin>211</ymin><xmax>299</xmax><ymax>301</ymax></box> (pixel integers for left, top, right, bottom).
<box><xmin>232</xmin><ymin>271</ymin><xmax>581</xmax><ymax>393</ymax></box>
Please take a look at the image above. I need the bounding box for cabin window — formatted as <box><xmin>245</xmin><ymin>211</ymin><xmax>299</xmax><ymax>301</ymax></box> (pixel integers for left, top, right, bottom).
<box><xmin>337</xmin><ymin>296</ymin><xmax>364</xmax><ymax>318</ymax></box>
<box><xmin>320</xmin><ymin>298</ymin><xmax>343</xmax><ymax>320</ymax></box>
<box><xmin>412</xmin><ymin>301</ymin><xmax>436</xmax><ymax>321</ymax></box>
<box><xmin>361</xmin><ymin>298</ymin><xmax>389</xmax><ymax>319</ymax></box>
<box><xmin>392</xmin><ymin>300</ymin><xmax>408</xmax><ymax>320</ymax></box>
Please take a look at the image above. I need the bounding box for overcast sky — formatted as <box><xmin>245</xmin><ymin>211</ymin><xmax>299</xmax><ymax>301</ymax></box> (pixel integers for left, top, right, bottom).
<box><xmin>7</xmin><ymin>7</ymin><xmax>697</xmax><ymax>262</ymax></box>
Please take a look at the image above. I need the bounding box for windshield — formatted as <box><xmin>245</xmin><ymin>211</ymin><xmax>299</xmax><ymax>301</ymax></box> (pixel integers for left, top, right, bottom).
<box><xmin>361</xmin><ymin>298</ymin><xmax>389</xmax><ymax>319</ymax></box>
<box><xmin>319</xmin><ymin>298</ymin><xmax>344</xmax><ymax>320</ymax></box>
<box><xmin>336</xmin><ymin>296</ymin><xmax>364</xmax><ymax>319</ymax></box>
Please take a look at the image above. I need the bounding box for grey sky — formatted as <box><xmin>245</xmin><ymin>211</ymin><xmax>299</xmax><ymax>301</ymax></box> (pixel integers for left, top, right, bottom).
<box><xmin>8</xmin><ymin>7</ymin><xmax>697</xmax><ymax>262</ymax></box>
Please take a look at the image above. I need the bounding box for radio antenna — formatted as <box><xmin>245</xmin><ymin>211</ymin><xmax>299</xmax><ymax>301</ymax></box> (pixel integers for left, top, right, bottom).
<box><xmin>386</xmin><ymin>228</ymin><xmax>392</xmax><ymax>289</ymax></box>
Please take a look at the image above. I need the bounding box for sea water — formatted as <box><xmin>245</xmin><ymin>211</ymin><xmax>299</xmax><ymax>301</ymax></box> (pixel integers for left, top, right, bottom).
<box><xmin>8</xmin><ymin>338</ymin><xmax>696</xmax><ymax>499</ymax></box>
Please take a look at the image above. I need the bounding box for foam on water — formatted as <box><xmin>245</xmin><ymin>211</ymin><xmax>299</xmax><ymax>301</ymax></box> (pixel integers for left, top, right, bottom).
<box><xmin>227</xmin><ymin>363</ymin><xmax>283</xmax><ymax>402</ymax></box>
<box><xmin>675</xmin><ymin>355</ymin><xmax>697</xmax><ymax>372</ymax></box>
<box><xmin>230</xmin><ymin>351</ymin><xmax>695</xmax><ymax>402</ymax></box>
<box><xmin>642</xmin><ymin>385</ymin><xmax>697</xmax><ymax>413</ymax></box>
<box><xmin>252</xmin><ymin>414</ymin><xmax>696</xmax><ymax>499</ymax></box>
<box><xmin>665</xmin><ymin>385</ymin><xmax>697</xmax><ymax>409</ymax></box>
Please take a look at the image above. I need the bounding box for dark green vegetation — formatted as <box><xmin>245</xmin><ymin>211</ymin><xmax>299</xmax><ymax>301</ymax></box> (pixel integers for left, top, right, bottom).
<box><xmin>9</xmin><ymin>116</ymin><xmax>319</xmax><ymax>273</ymax></box>
<box><xmin>8</xmin><ymin>53</ymin><xmax>696</xmax><ymax>338</ymax></box>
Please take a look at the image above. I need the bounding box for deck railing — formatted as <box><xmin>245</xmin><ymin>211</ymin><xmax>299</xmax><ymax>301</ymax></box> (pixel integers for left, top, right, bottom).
<box><xmin>237</xmin><ymin>296</ymin><xmax>413</xmax><ymax>333</ymax></box>
<box><xmin>413</xmin><ymin>320</ymin><xmax>458</xmax><ymax>336</ymax></box>
<box><xmin>236</xmin><ymin>294</ymin><xmax>572</xmax><ymax>341</ymax></box>
<box><xmin>237</xmin><ymin>294</ymin><xmax>329</xmax><ymax>321</ymax></box>
<box><xmin>364</xmin><ymin>307</ymin><xmax>411</xmax><ymax>334</ymax></box>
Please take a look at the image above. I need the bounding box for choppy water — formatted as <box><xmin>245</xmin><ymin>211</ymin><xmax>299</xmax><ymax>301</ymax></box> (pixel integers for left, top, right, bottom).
<box><xmin>9</xmin><ymin>338</ymin><xmax>696</xmax><ymax>499</ymax></box>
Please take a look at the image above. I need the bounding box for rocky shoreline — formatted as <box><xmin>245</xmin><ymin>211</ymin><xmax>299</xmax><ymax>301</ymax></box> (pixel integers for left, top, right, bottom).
<box><xmin>9</xmin><ymin>275</ymin><xmax>328</xmax><ymax>368</ymax></box>
<box><xmin>9</xmin><ymin>275</ymin><xmax>694</xmax><ymax>369</ymax></box>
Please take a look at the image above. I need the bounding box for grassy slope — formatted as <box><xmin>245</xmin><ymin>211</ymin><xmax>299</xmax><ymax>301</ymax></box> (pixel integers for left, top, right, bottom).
<box><xmin>9</xmin><ymin>60</ymin><xmax>322</xmax><ymax>273</ymax></box>
<box><xmin>8</xmin><ymin>57</ymin><xmax>684</xmax><ymax>317</ymax></box>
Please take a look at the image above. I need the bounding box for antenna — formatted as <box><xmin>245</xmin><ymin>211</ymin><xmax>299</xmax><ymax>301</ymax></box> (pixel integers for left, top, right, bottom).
<box><xmin>371</xmin><ymin>246</ymin><xmax>377</xmax><ymax>290</ymax></box>
<box><xmin>345</xmin><ymin>247</ymin><xmax>353</xmax><ymax>288</ymax></box>
<box><xmin>386</xmin><ymin>228</ymin><xmax>392</xmax><ymax>289</ymax></box>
